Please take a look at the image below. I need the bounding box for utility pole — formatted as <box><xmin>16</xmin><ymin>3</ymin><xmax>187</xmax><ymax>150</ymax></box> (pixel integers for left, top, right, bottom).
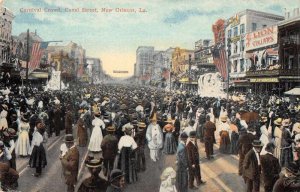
<box><xmin>226</xmin><ymin>38</ymin><xmax>231</xmax><ymax>106</ymax></box>
<box><xmin>189</xmin><ymin>54</ymin><xmax>192</xmax><ymax>92</ymax></box>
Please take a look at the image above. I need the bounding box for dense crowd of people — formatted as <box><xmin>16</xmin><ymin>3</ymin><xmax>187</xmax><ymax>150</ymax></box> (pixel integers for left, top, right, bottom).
<box><xmin>0</xmin><ymin>83</ymin><xmax>299</xmax><ymax>192</ymax></box>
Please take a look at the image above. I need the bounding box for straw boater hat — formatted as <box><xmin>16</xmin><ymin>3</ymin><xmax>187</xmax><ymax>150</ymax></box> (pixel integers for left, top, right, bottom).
<box><xmin>274</xmin><ymin>118</ymin><xmax>282</xmax><ymax>126</ymax></box>
<box><xmin>85</xmin><ymin>158</ymin><xmax>103</xmax><ymax>168</ymax></box>
<box><xmin>252</xmin><ymin>140</ymin><xmax>263</xmax><ymax>148</ymax></box>
<box><xmin>220</xmin><ymin>115</ymin><xmax>227</xmax><ymax>122</ymax></box>
<box><xmin>137</xmin><ymin>122</ymin><xmax>146</xmax><ymax>131</ymax></box>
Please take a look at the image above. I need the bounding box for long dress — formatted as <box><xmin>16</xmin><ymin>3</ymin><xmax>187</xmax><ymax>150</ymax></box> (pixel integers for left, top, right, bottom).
<box><xmin>15</xmin><ymin>121</ymin><xmax>30</xmax><ymax>156</ymax></box>
<box><xmin>88</xmin><ymin>117</ymin><xmax>105</xmax><ymax>152</ymax></box>
<box><xmin>229</xmin><ymin>124</ymin><xmax>239</xmax><ymax>155</ymax></box>
<box><xmin>163</xmin><ymin>124</ymin><xmax>177</xmax><ymax>154</ymax></box>
<box><xmin>219</xmin><ymin>122</ymin><xmax>231</xmax><ymax>154</ymax></box>
<box><xmin>77</xmin><ymin>117</ymin><xmax>88</xmax><ymax>147</ymax></box>
<box><xmin>29</xmin><ymin>130</ymin><xmax>47</xmax><ymax>169</ymax></box>
<box><xmin>274</xmin><ymin>126</ymin><xmax>282</xmax><ymax>160</ymax></box>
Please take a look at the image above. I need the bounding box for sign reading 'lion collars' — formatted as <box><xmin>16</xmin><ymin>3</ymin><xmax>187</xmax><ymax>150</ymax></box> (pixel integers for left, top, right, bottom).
<box><xmin>113</xmin><ymin>70</ymin><xmax>129</xmax><ymax>73</ymax></box>
<box><xmin>245</xmin><ymin>25</ymin><xmax>278</xmax><ymax>51</ymax></box>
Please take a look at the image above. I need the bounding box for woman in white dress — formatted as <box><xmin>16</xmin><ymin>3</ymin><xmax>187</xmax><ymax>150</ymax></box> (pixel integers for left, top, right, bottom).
<box><xmin>0</xmin><ymin>105</ymin><xmax>8</xmax><ymax>130</ymax></box>
<box><xmin>15</xmin><ymin>113</ymin><xmax>31</xmax><ymax>157</ymax></box>
<box><xmin>273</xmin><ymin>118</ymin><xmax>283</xmax><ymax>160</ymax></box>
<box><xmin>88</xmin><ymin>111</ymin><xmax>105</xmax><ymax>152</ymax></box>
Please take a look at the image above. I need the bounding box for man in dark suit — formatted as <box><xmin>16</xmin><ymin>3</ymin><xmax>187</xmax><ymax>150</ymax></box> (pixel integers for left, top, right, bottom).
<box><xmin>176</xmin><ymin>132</ymin><xmax>189</xmax><ymax>192</ymax></box>
<box><xmin>238</xmin><ymin>126</ymin><xmax>257</xmax><ymax>176</ymax></box>
<box><xmin>243</xmin><ymin>140</ymin><xmax>263</xmax><ymax>192</ymax></box>
<box><xmin>260</xmin><ymin>143</ymin><xmax>281</xmax><ymax>192</ymax></box>
<box><xmin>203</xmin><ymin>115</ymin><xmax>216</xmax><ymax>159</ymax></box>
<box><xmin>186</xmin><ymin>131</ymin><xmax>205</xmax><ymax>189</ymax></box>
<box><xmin>60</xmin><ymin>134</ymin><xmax>79</xmax><ymax>192</ymax></box>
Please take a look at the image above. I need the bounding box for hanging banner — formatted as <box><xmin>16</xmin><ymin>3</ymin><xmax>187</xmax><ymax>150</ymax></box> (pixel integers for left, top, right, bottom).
<box><xmin>245</xmin><ymin>25</ymin><xmax>278</xmax><ymax>51</ymax></box>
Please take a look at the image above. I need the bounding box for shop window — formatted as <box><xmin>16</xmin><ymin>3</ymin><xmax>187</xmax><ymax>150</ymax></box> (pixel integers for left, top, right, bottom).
<box><xmin>240</xmin><ymin>24</ymin><xmax>245</xmax><ymax>34</ymax></box>
<box><xmin>252</xmin><ymin>23</ymin><xmax>257</xmax><ymax>31</ymax></box>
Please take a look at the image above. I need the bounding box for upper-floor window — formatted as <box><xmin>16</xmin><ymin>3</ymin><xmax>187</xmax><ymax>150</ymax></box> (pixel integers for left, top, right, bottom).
<box><xmin>252</xmin><ymin>23</ymin><xmax>257</xmax><ymax>31</ymax></box>
<box><xmin>262</xmin><ymin>24</ymin><xmax>267</xmax><ymax>28</ymax></box>
<box><xmin>233</xmin><ymin>27</ymin><xmax>238</xmax><ymax>36</ymax></box>
<box><xmin>240</xmin><ymin>39</ymin><xmax>245</xmax><ymax>52</ymax></box>
<box><xmin>240</xmin><ymin>24</ymin><xmax>245</xmax><ymax>34</ymax></box>
<box><xmin>228</xmin><ymin>29</ymin><xmax>231</xmax><ymax>38</ymax></box>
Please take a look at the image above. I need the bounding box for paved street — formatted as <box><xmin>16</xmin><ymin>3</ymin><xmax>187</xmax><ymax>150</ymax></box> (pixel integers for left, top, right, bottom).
<box><xmin>16</xmin><ymin>129</ymin><xmax>247</xmax><ymax>192</ymax></box>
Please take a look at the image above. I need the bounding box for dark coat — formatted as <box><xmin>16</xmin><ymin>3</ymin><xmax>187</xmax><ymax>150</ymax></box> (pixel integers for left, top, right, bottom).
<box><xmin>101</xmin><ymin>134</ymin><xmax>118</xmax><ymax>160</ymax></box>
<box><xmin>260</xmin><ymin>153</ymin><xmax>281</xmax><ymax>187</ymax></box>
<box><xmin>78</xmin><ymin>176</ymin><xmax>109</xmax><ymax>192</ymax></box>
<box><xmin>77</xmin><ymin>117</ymin><xmax>88</xmax><ymax>147</ymax></box>
<box><xmin>243</xmin><ymin>149</ymin><xmax>260</xmax><ymax>180</ymax></box>
<box><xmin>65</xmin><ymin>111</ymin><xmax>73</xmax><ymax>134</ymax></box>
<box><xmin>186</xmin><ymin>141</ymin><xmax>199</xmax><ymax>167</ymax></box>
<box><xmin>238</xmin><ymin>133</ymin><xmax>256</xmax><ymax>156</ymax></box>
<box><xmin>204</xmin><ymin>121</ymin><xmax>216</xmax><ymax>139</ymax></box>
<box><xmin>176</xmin><ymin>142</ymin><xmax>188</xmax><ymax>192</ymax></box>
<box><xmin>273</xmin><ymin>175</ymin><xmax>300</xmax><ymax>192</ymax></box>
<box><xmin>61</xmin><ymin>146</ymin><xmax>79</xmax><ymax>186</ymax></box>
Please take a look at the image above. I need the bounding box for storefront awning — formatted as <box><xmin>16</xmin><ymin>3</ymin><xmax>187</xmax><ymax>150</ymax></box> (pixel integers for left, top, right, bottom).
<box><xmin>28</xmin><ymin>72</ymin><xmax>48</xmax><ymax>79</ymax></box>
<box><xmin>249</xmin><ymin>77</ymin><xmax>279</xmax><ymax>83</ymax></box>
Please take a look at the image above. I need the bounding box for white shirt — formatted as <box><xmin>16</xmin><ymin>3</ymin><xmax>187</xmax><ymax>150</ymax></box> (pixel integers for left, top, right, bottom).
<box><xmin>253</xmin><ymin>147</ymin><xmax>261</xmax><ymax>165</ymax></box>
<box><xmin>118</xmin><ymin>135</ymin><xmax>137</xmax><ymax>152</ymax></box>
<box><xmin>60</xmin><ymin>143</ymin><xmax>68</xmax><ymax>157</ymax></box>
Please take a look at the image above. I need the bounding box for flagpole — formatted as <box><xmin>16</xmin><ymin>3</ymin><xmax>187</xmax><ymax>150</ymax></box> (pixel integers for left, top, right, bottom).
<box><xmin>26</xmin><ymin>29</ymin><xmax>29</xmax><ymax>90</ymax></box>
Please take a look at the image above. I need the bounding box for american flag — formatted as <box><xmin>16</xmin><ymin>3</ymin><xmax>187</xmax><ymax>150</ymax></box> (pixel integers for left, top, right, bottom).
<box><xmin>161</xmin><ymin>68</ymin><xmax>170</xmax><ymax>80</ymax></box>
<box><xmin>212</xmin><ymin>43</ymin><xmax>228</xmax><ymax>80</ymax></box>
<box><xmin>29</xmin><ymin>42</ymin><xmax>49</xmax><ymax>73</ymax></box>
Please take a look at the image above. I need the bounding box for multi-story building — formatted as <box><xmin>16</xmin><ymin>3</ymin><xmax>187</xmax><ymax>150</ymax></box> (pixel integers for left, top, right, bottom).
<box><xmin>225</xmin><ymin>9</ymin><xmax>284</xmax><ymax>90</ymax></box>
<box><xmin>86</xmin><ymin>57</ymin><xmax>103</xmax><ymax>83</ymax></box>
<box><xmin>135</xmin><ymin>46</ymin><xmax>154</xmax><ymax>82</ymax></box>
<box><xmin>172</xmin><ymin>47</ymin><xmax>194</xmax><ymax>75</ymax></box>
<box><xmin>47</xmin><ymin>41</ymin><xmax>86</xmax><ymax>80</ymax></box>
<box><xmin>0</xmin><ymin>6</ymin><xmax>14</xmax><ymax>64</ymax></box>
<box><xmin>246</xmin><ymin>8</ymin><xmax>300</xmax><ymax>94</ymax></box>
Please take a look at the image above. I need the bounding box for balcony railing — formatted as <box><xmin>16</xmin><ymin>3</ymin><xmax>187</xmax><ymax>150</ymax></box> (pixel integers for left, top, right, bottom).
<box><xmin>246</xmin><ymin>69</ymin><xmax>299</xmax><ymax>77</ymax></box>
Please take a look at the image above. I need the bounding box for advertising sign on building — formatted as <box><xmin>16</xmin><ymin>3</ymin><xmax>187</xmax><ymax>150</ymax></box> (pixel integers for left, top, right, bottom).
<box><xmin>245</xmin><ymin>25</ymin><xmax>278</xmax><ymax>51</ymax></box>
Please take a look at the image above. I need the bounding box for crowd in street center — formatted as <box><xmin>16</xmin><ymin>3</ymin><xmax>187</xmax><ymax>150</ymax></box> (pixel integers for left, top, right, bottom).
<box><xmin>0</xmin><ymin>82</ymin><xmax>299</xmax><ymax>192</ymax></box>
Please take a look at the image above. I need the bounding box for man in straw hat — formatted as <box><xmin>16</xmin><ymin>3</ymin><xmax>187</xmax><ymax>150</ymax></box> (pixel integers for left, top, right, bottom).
<box><xmin>78</xmin><ymin>158</ymin><xmax>109</xmax><ymax>192</ymax></box>
<box><xmin>101</xmin><ymin>125</ymin><xmax>118</xmax><ymax>177</ymax></box>
<box><xmin>176</xmin><ymin>132</ymin><xmax>189</xmax><ymax>192</ymax></box>
<box><xmin>243</xmin><ymin>140</ymin><xmax>264</xmax><ymax>192</ymax></box>
<box><xmin>146</xmin><ymin>113</ymin><xmax>163</xmax><ymax>162</ymax></box>
<box><xmin>106</xmin><ymin>169</ymin><xmax>125</xmax><ymax>192</ymax></box>
<box><xmin>134</xmin><ymin>122</ymin><xmax>147</xmax><ymax>172</ymax></box>
<box><xmin>60</xmin><ymin>134</ymin><xmax>79</xmax><ymax>192</ymax></box>
<box><xmin>273</xmin><ymin>117</ymin><xmax>283</xmax><ymax>160</ymax></box>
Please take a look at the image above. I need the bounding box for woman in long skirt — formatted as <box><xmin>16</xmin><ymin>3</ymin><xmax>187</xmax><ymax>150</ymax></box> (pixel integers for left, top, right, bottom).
<box><xmin>88</xmin><ymin>112</ymin><xmax>105</xmax><ymax>152</ymax></box>
<box><xmin>77</xmin><ymin>110</ymin><xmax>88</xmax><ymax>147</ymax></box>
<box><xmin>29</xmin><ymin>124</ymin><xmax>47</xmax><ymax>177</ymax></box>
<box><xmin>15</xmin><ymin>113</ymin><xmax>31</xmax><ymax>157</ymax></box>
<box><xmin>219</xmin><ymin>115</ymin><xmax>231</xmax><ymax>154</ymax></box>
<box><xmin>163</xmin><ymin>119</ymin><xmax>177</xmax><ymax>155</ymax></box>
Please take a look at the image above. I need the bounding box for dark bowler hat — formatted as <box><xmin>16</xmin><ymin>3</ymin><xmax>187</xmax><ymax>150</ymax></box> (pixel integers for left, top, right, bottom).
<box><xmin>85</xmin><ymin>158</ymin><xmax>103</xmax><ymax>168</ymax></box>
<box><xmin>180</xmin><ymin>132</ymin><xmax>188</xmax><ymax>139</ymax></box>
<box><xmin>106</xmin><ymin>125</ymin><xmax>116</xmax><ymax>132</ymax></box>
<box><xmin>189</xmin><ymin>131</ymin><xmax>197</xmax><ymax>138</ymax></box>
<box><xmin>109</xmin><ymin>169</ymin><xmax>125</xmax><ymax>183</ymax></box>
<box><xmin>64</xmin><ymin>134</ymin><xmax>74</xmax><ymax>143</ymax></box>
<box><xmin>286</xmin><ymin>162</ymin><xmax>300</xmax><ymax>175</ymax></box>
<box><xmin>252</xmin><ymin>140</ymin><xmax>263</xmax><ymax>148</ymax></box>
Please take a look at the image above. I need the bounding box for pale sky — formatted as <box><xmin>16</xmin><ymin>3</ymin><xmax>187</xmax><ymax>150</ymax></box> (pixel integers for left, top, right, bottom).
<box><xmin>4</xmin><ymin>0</ymin><xmax>299</xmax><ymax>77</ymax></box>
